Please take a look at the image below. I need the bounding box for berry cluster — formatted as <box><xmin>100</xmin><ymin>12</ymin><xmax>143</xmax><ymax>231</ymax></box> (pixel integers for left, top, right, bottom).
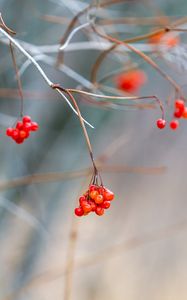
<box><xmin>157</xmin><ymin>99</ymin><xmax>187</xmax><ymax>131</ymax></box>
<box><xmin>6</xmin><ymin>115</ymin><xmax>39</xmax><ymax>144</ymax></box>
<box><xmin>116</xmin><ymin>69</ymin><xmax>147</xmax><ymax>93</ymax></box>
<box><xmin>149</xmin><ymin>32</ymin><xmax>179</xmax><ymax>48</ymax></box>
<box><xmin>74</xmin><ymin>184</ymin><xmax>115</xmax><ymax>217</ymax></box>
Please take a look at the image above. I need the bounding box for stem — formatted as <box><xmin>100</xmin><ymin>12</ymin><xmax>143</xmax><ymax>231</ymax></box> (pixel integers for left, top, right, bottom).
<box><xmin>9</xmin><ymin>42</ymin><xmax>24</xmax><ymax>117</ymax></box>
<box><xmin>52</xmin><ymin>84</ymin><xmax>98</xmax><ymax>173</ymax></box>
<box><xmin>91</xmin><ymin>24</ymin><xmax>183</xmax><ymax>97</ymax></box>
<box><xmin>0</xmin><ymin>27</ymin><xmax>93</xmax><ymax>128</ymax></box>
<box><xmin>90</xmin><ymin>16</ymin><xmax>187</xmax><ymax>88</ymax></box>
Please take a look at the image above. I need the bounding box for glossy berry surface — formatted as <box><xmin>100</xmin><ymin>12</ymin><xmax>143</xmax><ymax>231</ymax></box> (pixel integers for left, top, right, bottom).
<box><xmin>156</xmin><ymin>119</ymin><xmax>166</xmax><ymax>129</ymax></box>
<box><xmin>6</xmin><ymin>115</ymin><xmax>39</xmax><ymax>144</ymax></box>
<box><xmin>74</xmin><ymin>184</ymin><xmax>115</xmax><ymax>217</ymax></box>
<box><xmin>170</xmin><ymin>120</ymin><xmax>179</xmax><ymax>130</ymax></box>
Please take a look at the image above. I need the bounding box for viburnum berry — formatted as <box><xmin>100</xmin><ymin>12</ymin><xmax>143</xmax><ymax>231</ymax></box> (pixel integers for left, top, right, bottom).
<box><xmin>74</xmin><ymin>207</ymin><xmax>84</xmax><ymax>217</ymax></box>
<box><xmin>149</xmin><ymin>32</ymin><xmax>179</xmax><ymax>48</ymax></box>
<box><xmin>74</xmin><ymin>182</ymin><xmax>115</xmax><ymax>217</ymax></box>
<box><xmin>116</xmin><ymin>69</ymin><xmax>147</xmax><ymax>93</ymax></box>
<box><xmin>156</xmin><ymin>119</ymin><xmax>166</xmax><ymax>129</ymax></box>
<box><xmin>6</xmin><ymin>115</ymin><xmax>39</xmax><ymax>144</ymax></box>
<box><xmin>170</xmin><ymin>119</ymin><xmax>179</xmax><ymax>130</ymax></box>
<box><xmin>175</xmin><ymin>99</ymin><xmax>185</xmax><ymax>110</ymax></box>
<box><xmin>95</xmin><ymin>206</ymin><xmax>105</xmax><ymax>216</ymax></box>
<box><xmin>23</xmin><ymin>115</ymin><xmax>32</xmax><ymax>123</ymax></box>
<box><xmin>6</xmin><ymin>128</ymin><xmax>13</xmax><ymax>137</ymax></box>
<box><xmin>182</xmin><ymin>107</ymin><xmax>187</xmax><ymax>119</ymax></box>
<box><xmin>174</xmin><ymin>109</ymin><xmax>183</xmax><ymax>118</ymax></box>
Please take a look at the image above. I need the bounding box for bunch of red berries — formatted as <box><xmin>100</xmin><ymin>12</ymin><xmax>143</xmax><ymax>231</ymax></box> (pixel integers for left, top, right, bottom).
<box><xmin>74</xmin><ymin>184</ymin><xmax>115</xmax><ymax>217</ymax></box>
<box><xmin>6</xmin><ymin>115</ymin><xmax>39</xmax><ymax>144</ymax></box>
<box><xmin>157</xmin><ymin>99</ymin><xmax>187</xmax><ymax>131</ymax></box>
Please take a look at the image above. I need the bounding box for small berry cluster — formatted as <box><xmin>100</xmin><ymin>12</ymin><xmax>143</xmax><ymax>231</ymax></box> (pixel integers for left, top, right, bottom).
<box><xmin>157</xmin><ymin>99</ymin><xmax>187</xmax><ymax>131</ymax></box>
<box><xmin>116</xmin><ymin>69</ymin><xmax>147</xmax><ymax>94</ymax></box>
<box><xmin>74</xmin><ymin>184</ymin><xmax>115</xmax><ymax>217</ymax></box>
<box><xmin>6</xmin><ymin>115</ymin><xmax>39</xmax><ymax>144</ymax></box>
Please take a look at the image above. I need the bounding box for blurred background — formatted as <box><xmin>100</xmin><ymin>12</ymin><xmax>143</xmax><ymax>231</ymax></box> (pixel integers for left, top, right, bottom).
<box><xmin>0</xmin><ymin>0</ymin><xmax>187</xmax><ymax>299</ymax></box>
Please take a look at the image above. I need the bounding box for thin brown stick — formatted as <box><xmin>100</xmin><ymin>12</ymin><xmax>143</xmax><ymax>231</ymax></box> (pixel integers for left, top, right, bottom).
<box><xmin>9</xmin><ymin>42</ymin><xmax>24</xmax><ymax>117</ymax></box>
<box><xmin>0</xmin><ymin>165</ymin><xmax>166</xmax><ymax>191</ymax></box>
<box><xmin>90</xmin><ymin>16</ymin><xmax>187</xmax><ymax>86</ymax></box>
<box><xmin>91</xmin><ymin>24</ymin><xmax>183</xmax><ymax>98</ymax></box>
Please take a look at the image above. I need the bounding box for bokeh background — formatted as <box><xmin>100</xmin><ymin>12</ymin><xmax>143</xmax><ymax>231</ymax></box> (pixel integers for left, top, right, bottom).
<box><xmin>0</xmin><ymin>0</ymin><xmax>187</xmax><ymax>299</ymax></box>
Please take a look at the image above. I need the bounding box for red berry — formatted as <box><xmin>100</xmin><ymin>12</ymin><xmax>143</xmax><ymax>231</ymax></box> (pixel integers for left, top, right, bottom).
<box><xmin>156</xmin><ymin>119</ymin><xmax>166</xmax><ymax>129</ymax></box>
<box><xmin>95</xmin><ymin>194</ymin><xmax>104</xmax><ymax>204</ymax></box>
<box><xmin>74</xmin><ymin>207</ymin><xmax>84</xmax><ymax>217</ymax></box>
<box><xmin>6</xmin><ymin>128</ymin><xmax>13</xmax><ymax>137</ymax></box>
<box><xmin>19</xmin><ymin>130</ymin><xmax>27</xmax><ymax>139</ymax></box>
<box><xmin>90</xmin><ymin>190</ymin><xmax>99</xmax><ymax>200</ymax></box>
<box><xmin>89</xmin><ymin>184</ymin><xmax>97</xmax><ymax>192</ymax></box>
<box><xmin>23</xmin><ymin>122</ymin><xmax>32</xmax><ymax>131</ymax></box>
<box><xmin>16</xmin><ymin>121</ymin><xmax>23</xmax><ymax>130</ymax></box>
<box><xmin>11</xmin><ymin>129</ymin><xmax>19</xmax><ymax>140</ymax></box>
<box><xmin>79</xmin><ymin>196</ymin><xmax>86</xmax><ymax>206</ymax></box>
<box><xmin>90</xmin><ymin>201</ymin><xmax>97</xmax><ymax>212</ymax></box>
<box><xmin>95</xmin><ymin>206</ymin><xmax>105</xmax><ymax>216</ymax></box>
<box><xmin>102</xmin><ymin>201</ymin><xmax>111</xmax><ymax>209</ymax></box>
<box><xmin>175</xmin><ymin>99</ymin><xmax>185</xmax><ymax>110</ymax></box>
<box><xmin>31</xmin><ymin>122</ymin><xmax>39</xmax><ymax>131</ymax></box>
<box><xmin>116</xmin><ymin>70</ymin><xmax>147</xmax><ymax>93</ymax></box>
<box><xmin>23</xmin><ymin>115</ymin><xmax>32</xmax><ymax>123</ymax></box>
<box><xmin>82</xmin><ymin>203</ymin><xmax>92</xmax><ymax>213</ymax></box>
<box><xmin>103</xmin><ymin>189</ymin><xmax>114</xmax><ymax>201</ymax></box>
<box><xmin>15</xmin><ymin>137</ymin><xmax>24</xmax><ymax>144</ymax></box>
<box><xmin>170</xmin><ymin>120</ymin><xmax>179</xmax><ymax>130</ymax></box>
<box><xmin>174</xmin><ymin>109</ymin><xmax>183</xmax><ymax>118</ymax></box>
<box><xmin>182</xmin><ymin>107</ymin><xmax>187</xmax><ymax>119</ymax></box>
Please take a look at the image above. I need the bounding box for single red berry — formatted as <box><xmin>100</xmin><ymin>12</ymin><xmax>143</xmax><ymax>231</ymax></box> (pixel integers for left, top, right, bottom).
<box><xmin>19</xmin><ymin>130</ymin><xmax>27</xmax><ymax>139</ymax></box>
<box><xmin>156</xmin><ymin>119</ymin><xmax>166</xmax><ymax>129</ymax></box>
<box><xmin>182</xmin><ymin>107</ymin><xmax>187</xmax><ymax>119</ymax></box>
<box><xmin>16</xmin><ymin>121</ymin><xmax>23</xmax><ymax>130</ymax></box>
<box><xmin>79</xmin><ymin>196</ymin><xmax>86</xmax><ymax>206</ymax></box>
<box><xmin>116</xmin><ymin>70</ymin><xmax>147</xmax><ymax>93</ymax></box>
<box><xmin>15</xmin><ymin>137</ymin><xmax>24</xmax><ymax>144</ymax></box>
<box><xmin>90</xmin><ymin>190</ymin><xmax>99</xmax><ymax>200</ymax></box>
<box><xmin>23</xmin><ymin>122</ymin><xmax>32</xmax><ymax>131</ymax></box>
<box><xmin>11</xmin><ymin>129</ymin><xmax>19</xmax><ymax>140</ymax></box>
<box><xmin>90</xmin><ymin>200</ymin><xmax>97</xmax><ymax>212</ymax></box>
<box><xmin>95</xmin><ymin>194</ymin><xmax>104</xmax><ymax>204</ymax></box>
<box><xmin>103</xmin><ymin>189</ymin><xmax>114</xmax><ymax>201</ymax></box>
<box><xmin>6</xmin><ymin>128</ymin><xmax>13</xmax><ymax>137</ymax></box>
<box><xmin>24</xmin><ymin>131</ymin><xmax>30</xmax><ymax>139</ymax></box>
<box><xmin>74</xmin><ymin>207</ymin><xmax>84</xmax><ymax>217</ymax></box>
<box><xmin>31</xmin><ymin>122</ymin><xmax>39</xmax><ymax>131</ymax></box>
<box><xmin>175</xmin><ymin>99</ymin><xmax>185</xmax><ymax>110</ymax></box>
<box><xmin>170</xmin><ymin>119</ymin><xmax>179</xmax><ymax>130</ymax></box>
<box><xmin>174</xmin><ymin>109</ymin><xmax>183</xmax><ymax>118</ymax></box>
<box><xmin>82</xmin><ymin>203</ymin><xmax>92</xmax><ymax>213</ymax></box>
<box><xmin>95</xmin><ymin>206</ymin><xmax>105</xmax><ymax>216</ymax></box>
<box><xmin>89</xmin><ymin>184</ymin><xmax>97</xmax><ymax>192</ymax></box>
<box><xmin>102</xmin><ymin>201</ymin><xmax>111</xmax><ymax>209</ymax></box>
<box><xmin>23</xmin><ymin>115</ymin><xmax>32</xmax><ymax>123</ymax></box>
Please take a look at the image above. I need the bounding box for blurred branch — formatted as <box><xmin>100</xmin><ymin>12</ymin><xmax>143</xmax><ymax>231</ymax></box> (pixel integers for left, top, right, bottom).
<box><xmin>0</xmin><ymin>165</ymin><xmax>166</xmax><ymax>191</ymax></box>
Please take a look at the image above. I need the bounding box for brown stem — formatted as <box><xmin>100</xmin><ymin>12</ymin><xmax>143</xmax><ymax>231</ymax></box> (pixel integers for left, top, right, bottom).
<box><xmin>56</xmin><ymin>0</ymin><xmax>128</xmax><ymax>66</ymax></box>
<box><xmin>51</xmin><ymin>84</ymin><xmax>98</xmax><ymax>174</ymax></box>
<box><xmin>91</xmin><ymin>24</ymin><xmax>183</xmax><ymax>97</ymax></box>
<box><xmin>9</xmin><ymin>42</ymin><xmax>24</xmax><ymax>117</ymax></box>
<box><xmin>90</xmin><ymin>16</ymin><xmax>187</xmax><ymax>87</ymax></box>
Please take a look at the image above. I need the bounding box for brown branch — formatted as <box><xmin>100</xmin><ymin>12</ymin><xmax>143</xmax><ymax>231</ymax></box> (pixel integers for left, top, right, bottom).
<box><xmin>91</xmin><ymin>24</ymin><xmax>183</xmax><ymax>98</ymax></box>
<box><xmin>90</xmin><ymin>16</ymin><xmax>187</xmax><ymax>87</ymax></box>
